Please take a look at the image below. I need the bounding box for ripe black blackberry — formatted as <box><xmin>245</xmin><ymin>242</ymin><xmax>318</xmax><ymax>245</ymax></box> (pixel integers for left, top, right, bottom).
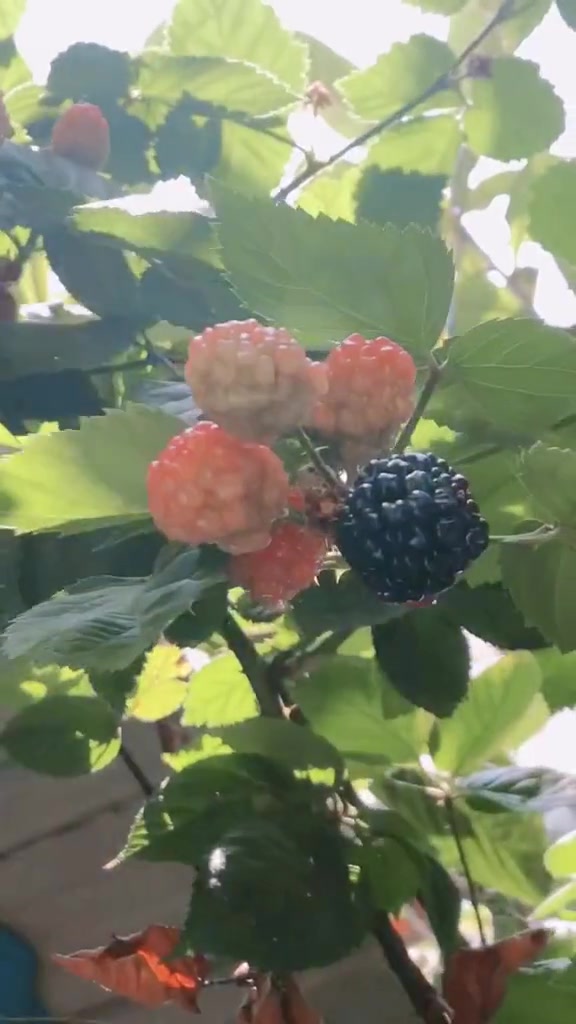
<box><xmin>336</xmin><ymin>452</ymin><xmax>489</xmax><ymax>603</ymax></box>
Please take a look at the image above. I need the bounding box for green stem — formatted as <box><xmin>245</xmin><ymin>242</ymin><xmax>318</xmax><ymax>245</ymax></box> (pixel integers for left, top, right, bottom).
<box><xmin>491</xmin><ymin>525</ymin><xmax>560</xmax><ymax>545</ymax></box>
<box><xmin>221</xmin><ymin>612</ymin><xmax>284</xmax><ymax>717</ymax></box>
<box><xmin>392</xmin><ymin>356</ymin><xmax>443</xmax><ymax>454</ymax></box>
<box><xmin>297</xmin><ymin>427</ymin><xmax>343</xmax><ymax>490</ymax></box>
<box><xmin>275</xmin><ymin>0</ymin><xmax>515</xmax><ymax>204</ymax></box>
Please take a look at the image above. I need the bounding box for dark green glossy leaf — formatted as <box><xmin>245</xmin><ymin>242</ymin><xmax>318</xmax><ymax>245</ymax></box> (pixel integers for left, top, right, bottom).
<box><xmin>439</xmin><ymin>582</ymin><xmax>548</xmax><ymax>650</ymax></box>
<box><xmin>1</xmin><ymin>694</ymin><xmax>120</xmax><ymax>775</ymax></box>
<box><xmin>501</xmin><ymin>530</ymin><xmax>576</xmax><ymax>652</ymax></box>
<box><xmin>43</xmin><ymin>228</ymin><xmax>143</xmax><ymax>318</ymax></box>
<box><xmin>291</xmin><ymin>570</ymin><xmax>406</xmax><ymax>636</ymax></box>
<box><xmin>0</xmin><ymin>317</ymin><xmax>139</xmax><ymax>379</ymax></box>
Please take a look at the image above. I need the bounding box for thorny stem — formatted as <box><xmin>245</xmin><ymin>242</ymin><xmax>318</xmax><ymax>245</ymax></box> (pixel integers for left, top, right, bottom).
<box><xmin>393</xmin><ymin>356</ymin><xmax>444</xmax><ymax>454</ymax></box>
<box><xmin>221</xmin><ymin>612</ymin><xmax>284</xmax><ymax>717</ymax></box>
<box><xmin>297</xmin><ymin>427</ymin><xmax>343</xmax><ymax>491</ymax></box>
<box><xmin>119</xmin><ymin>743</ymin><xmax>155</xmax><ymax>797</ymax></box>
<box><xmin>444</xmin><ymin>796</ymin><xmax>487</xmax><ymax>947</ymax></box>
<box><xmin>275</xmin><ymin>0</ymin><xmax>516</xmax><ymax>204</ymax></box>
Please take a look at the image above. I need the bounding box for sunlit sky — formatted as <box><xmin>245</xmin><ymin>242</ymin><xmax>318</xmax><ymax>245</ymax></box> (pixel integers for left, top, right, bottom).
<box><xmin>11</xmin><ymin>1</ymin><xmax>576</xmax><ymax>770</ymax></box>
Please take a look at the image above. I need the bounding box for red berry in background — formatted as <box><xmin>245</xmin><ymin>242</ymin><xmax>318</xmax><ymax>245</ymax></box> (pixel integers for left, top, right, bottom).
<box><xmin>311</xmin><ymin>334</ymin><xmax>417</xmax><ymax>471</ymax></box>
<box><xmin>51</xmin><ymin>102</ymin><xmax>110</xmax><ymax>170</ymax></box>
<box><xmin>185</xmin><ymin>319</ymin><xmax>327</xmax><ymax>444</ymax></box>
<box><xmin>230</xmin><ymin>519</ymin><xmax>327</xmax><ymax>609</ymax></box>
<box><xmin>0</xmin><ymin>289</ymin><xmax>17</xmax><ymax>322</ymax></box>
<box><xmin>147</xmin><ymin>421</ymin><xmax>290</xmax><ymax>555</ymax></box>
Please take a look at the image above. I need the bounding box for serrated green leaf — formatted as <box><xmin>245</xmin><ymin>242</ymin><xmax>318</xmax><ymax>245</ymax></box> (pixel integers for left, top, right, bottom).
<box><xmin>296</xmin><ymin>163</ymin><xmax>361</xmax><ymax>222</ymax></box>
<box><xmin>139</xmin><ymin>53</ymin><xmax>296</xmax><ymax>112</ymax></box>
<box><xmin>0</xmin><ymin>657</ymin><xmax>91</xmax><ymax>711</ymax></box>
<box><xmin>0</xmin><ymin>405</ymin><xmax>181</xmax><ymax>534</ymax></box>
<box><xmin>557</xmin><ymin>0</ymin><xmax>576</xmax><ymax>29</ymax></box>
<box><xmin>464</xmin><ymin>58</ymin><xmax>564</xmax><ymax>160</ymax></box>
<box><xmin>449</xmin><ymin>0</ymin><xmax>552</xmax><ymax>57</ymax></box>
<box><xmin>338</xmin><ymin>36</ymin><xmax>459</xmax><ymax>123</ymax></box>
<box><xmin>434</xmin><ymin>652</ymin><xmax>543</xmax><ymax>776</ymax></box>
<box><xmin>169</xmin><ymin>0</ymin><xmax>308</xmax><ymax>92</ymax></box>
<box><xmin>291</xmin><ymin>570</ymin><xmax>406</xmax><ymax>636</ymax></box>
<box><xmin>356</xmin><ymin>168</ymin><xmax>447</xmax><ymax>230</ymax></box>
<box><xmin>1</xmin><ymin>694</ymin><xmax>120</xmax><ymax>775</ymax></box>
<box><xmin>0</xmin><ymin>318</ymin><xmax>139</xmax><ymax>380</ymax></box>
<box><xmin>126</xmin><ymin>643</ymin><xmax>190</xmax><ymax>722</ymax></box>
<box><xmin>3</xmin><ymin>548</ymin><xmax>222</xmax><ymax>671</ymax></box>
<box><xmin>495</xmin><ymin>957</ymin><xmax>576</xmax><ymax>1024</ymax></box>
<box><xmin>212</xmin><ymin>181</ymin><xmax>454</xmax><ymax>356</ymax></box>
<box><xmin>443</xmin><ymin>320</ymin><xmax>576</xmax><ymax>435</ymax></box>
<box><xmin>47</xmin><ymin>42</ymin><xmax>132</xmax><ymax>103</ymax></box>
<box><xmin>518</xmin><ymin>445</ymin><xmax>576</xmax><ymax>527</ymax></box>
<box><xmin>365</xmin><ymin>115</ymin><xmax>462</xmax><ymax>176</ymax></box>
<box><xmin>217</xmin><ymin>717</ymin><xmax>343</xmax><ymax>777</ymax></box>
<box><xmin>72</xmin><ymin>191</ymin><xmax>217</xmax><ymax>267</ymax></box>
<box><xmin>535</xmin><ymin>647</ymin><xmax>576</xmax><ymax>711</ymax></box>
<box><xmin>216</xmin><ymin>117</ymin><xmax>292</xmax><ymax>195</ymax></box>
<box><xmin>43</xmin><ymin>228</ymin><xmax>143</xmax><ymax>318</ymax></box>
<box><xmin>529</xmin><ymin>161</ymin><xmax>576</xmax><ymax>266</ymax></box>
<box><xmin>545</xmin><ymin>830</ymin><xmax>576</xmax><ymax>878</ymax></box>
<box><xmin>373</xmin><ymin>608</ymin><xmax>470</xmax><ymax>718</ymax></box>
<box><xmin>501</xmin><ymin>532</ymin><xmax>576</xmax><ymax>652</ymax></box>
<box><xmin>294</xmin><ymin>656</ymin><xmax>432</xmax><ymax>766</ymax></box>
<box><xmin>439</xmin><ymin>582</ymin><xmax>548</xmax><ymax>650</ymax></box>
<box><xmin>182</xmin><ymin>653</ymin><xmax>258</xmax><ymax>727</ymax></box>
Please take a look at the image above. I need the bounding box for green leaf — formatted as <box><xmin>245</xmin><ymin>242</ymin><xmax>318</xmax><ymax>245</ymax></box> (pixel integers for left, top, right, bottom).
<box><xmin>3</xmin><ymin>548</ymin><xmax>223</xmax><ymax>671</ymax></box>
<box><xmin>518</xmin><ymin>445</ymin><xmax>576</xmax><ymax>527</ymax></box>
<box><xmin>125</xmin><ymin>643</ymin><xmax>190</xmax><ymax>722</ymax></box>
<box><xmin>216</xmin><ymin>117</ymin><xmax>292</xmax><ymax>195</ymax></box>
<box><xmin>184</xmin><ymin>818</ymin><xmax>366</xmax><ymax>971</ymax></box>
<box><xmin>337</xmin><ymin>36</ymin><xmax>459</xmax><ymax>123</ymax></box>
<box><xmin>362</xmin><ymin>837</ymin><xmax>420</xmax><ymax>914</ymax></box>
<box><xmin>291</xmin><ymin>570</ymin><xmax>406</xmax><ymax>636</ymax></box>
<box><xmin>529</xmin><ymin>161</ymin><xmax>576</xmax><ymax>267</ymax></box>
<box><xmin>496</xmin><ymin>958</ymin><xmax>576</xmax><ymax>1024</ymax></box>
<box><xmin>1</xmin><ymin>694</ymin><xmax>120</xmax><ymax>775</ymax></box>
<box><xmin>43</xmin><ymin>228</ymin><xmax>143</xmax><ymax>318</ymax></box>
<box><xmin>212</xmin><ymin>181</ymin><xmax>454</xmax><ymax>356</ymax></box>
<box><xmin>464</xmin><ymin>58</ymin><xmax>564</xmax><ymax>160</ymax></box>
<box><xmin>0</xmin><ymin>317</ymin><xmax>139</xmax><ymax>380</ymax></box>
<box><xmin>557</xmin><ymin>0</ymin><xmax>576</xmax><ymax>29</ymax></box>
<box><xmin>294</xmin><ymin>656</ymin><xmax>432</xmax><ymax>766</ymax></box>
<box><xmin>72</xmin><ymin>191</ymin><xmax>217</xmax><ymax>267</ymax></box>
<box><xmin>0</xmin><ymin>0</ymin><xmax>24</xmax><ymax>39</ymax></box>
<box><xmin>545</xmin><ymin>830</ymin><xmax>576</xmax><ymax>878</ymax></box>
<box><xmin>535</xmin><ymin>647</ymin><xmax>576</xmax><ymax>711</ymax></box>
<box><xmin>532</xmin><ymin>881</ymin><xmax>576</xmax><ymax>921</ymax></box>
<box><xmin>434</xmin><ymin>652</ymin><xmax>543</xmax><ymax>776</ymax></box>
<box><xmin>449</xmin><ymin>0</ymin><xmax>552</xmax><ymax>57</ymax></box>
<box><xmin>449</xmin><ymin>807</ymin><xmax>549</xmax><ymax>905</ymax></box>
<box><xmin>0</xmin><ymin>404</ymin><xmax>181</xmax><ymax>534</ymax></box>
<box><xmin>356</xmin><ymin>169</ymin><xmax>447</xmax><ymax>230</ymax></box>
<box><xmin>372</xmin><ymin>607</ymin><xmax>470</xmax><ymax>718</ymax></box>
<box><xmin>439</xmin><ymin>582</ymin><xmax>548</xmax><ymax>650</ymax></box>
<box><xmin>139</xmin><ymin>53</ymin><xmax>296</xmax><ymax>111</ymax></box>
<box><xmin>501</xmin><ymin>532</ymin><xmax>576</xmax><ymax>652</ymax></box>
<box><xmin>47</xmin><ymin>43</ymin><xmax>132</xmax><ymax>102</ymax></box>
<box><xmin>442</xmin><ymin>319</ymin><xmax>576</xmax><ymax>435</ymax></box>
<box><xmin>419</xmin><ymin>855</ymin><xmax>461</xmax><ymax>957</ymax></box>
<box><xmin>182</xmin><ymin>653</ymin><xmax>258</xmax><ymax>727</ymax></box>
<box><xmin>0</xmin><ymin>657</ymin><xmax>92</xmax><ymax>711</ymax></box>
<box><xmin>365</xmin><ymin>115</ymin><xmax>462</xmax><ymax>177</ymax></box>
<box><xmin>296</xmin><ymin>163</ymin><xmax>361</xmax><ymax>222</ymax></box>
<box><xmin>169</xmin><ymin>0</ymin><xmax>308</xmax><ymax>92</ymax></box>
<box><xmin>217</xmin><ymin>717</ymin><xmax>343</xmax><ymax>777</ymax></box>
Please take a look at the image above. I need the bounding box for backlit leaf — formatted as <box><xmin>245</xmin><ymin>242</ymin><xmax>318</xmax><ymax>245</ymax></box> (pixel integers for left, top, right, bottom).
<box><xmin>1</xmin><ymin>694</ymin><xmax>120</xmax><ymax>775</ymax></box>
<box><xmin>182</xmin><ymin>653</ymin><xmax>258</xmax><ymax>727</ymax></box>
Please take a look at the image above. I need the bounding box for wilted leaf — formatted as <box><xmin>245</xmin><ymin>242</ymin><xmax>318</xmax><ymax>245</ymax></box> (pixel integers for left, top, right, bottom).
<box><xmin>53</xmin><ymin>925</ymin><xmax>209</xmax><ymax>1011</ymax></box>
<box><xmin>442</xmin><ymin>929</ymin><xmax>549</xmax><ymax>1024</ymax></box>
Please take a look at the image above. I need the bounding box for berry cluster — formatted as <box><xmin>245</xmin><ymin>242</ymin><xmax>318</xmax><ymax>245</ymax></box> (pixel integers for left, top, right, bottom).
<box><xmin>185</xmin><ymin>319</ymin><xmax>326</xmax><ymax>443</ymax></box>
<box><xmin>148</xmin><ymin>321</ymin><xmax>489</xmax><ymax>608</ymax></box>
<box><xmin>336</xmin><ymin>452</ymin><xmax>489</xmax><ymax>603</ymax></box>
<box><xmin>312</xmin><ymin>334</ymin><xmax>417</xmax><ymax>471</ymax></box>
